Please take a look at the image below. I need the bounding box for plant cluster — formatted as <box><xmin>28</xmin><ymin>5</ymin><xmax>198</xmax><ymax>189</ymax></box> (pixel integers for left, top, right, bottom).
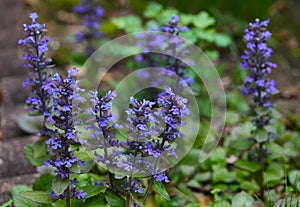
<box><xmin>8</xmin><ymin>2</ymin><xmax>300</xmax><ymax>207</ymax></box>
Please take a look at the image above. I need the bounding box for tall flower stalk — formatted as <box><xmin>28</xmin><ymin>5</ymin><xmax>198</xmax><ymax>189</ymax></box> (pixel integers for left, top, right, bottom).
<box><xmin>44</xmin><ymin>68</ymin><xmax>86</xmax><ymax>205</ymax></box>
<box><xmin>85</xmin><ymin>90</ymin><xmax>120</xmax><ymax>190</ymax></box>
<box><xmin>18</xmin><ymin>13</ymin><xmax>53</xmax><ymax>136</ymax></box>
<box><xmin>241</xmin><ymin>18</ymin><xmax>277</xmax><ymax>199</ymax></box>
<box><xmin>73</xmin><ymin>0</ymin><xmax>104</xmax><ymax>56</ymax></box>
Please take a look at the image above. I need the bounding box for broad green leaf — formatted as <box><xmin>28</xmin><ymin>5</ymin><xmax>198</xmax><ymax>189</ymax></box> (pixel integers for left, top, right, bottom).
<box><xmin>11</xmin><ymin>185</ymin><xmax>32</xmax><ymax>197</ymax></box>
<box><xmin>267</xmin><ymin>142</ymin><xmax>284</xmax><ymax>159</ymax></box>
<box><xmin>71</xmin><ymin>159</ymin><xmax>94</xmax><ymax>174</ymax></box>
<box><xmin>105</xmin><ymin>189</ymin><xmax>125</xmax><ymax>207</ymax></box>
<box><xmin>33</xmin><ymin>174</ymin><xmax>54</xmax><ymax>192</ymax></box>
<box><xmin>82</xmin><ymin>194</ymin><xmax>106</xmax><ymax>207</ymax></box>
<box><xmin>11</xmin><ymin>185</ymin><xmax>37</xmax><ymax>207</ymax></box>
<box><xmin>153</xmin><ymin>181</ymin><xmax>170</xmax><ymax>201</ymax></box>
<box><xmin>180</xmin><ymin>14</ymin><xmax>194</xmax><ymax>25</ymax></box>
<box><xmin>231</xmin><ymin>191</ymin><xmax>254</xmax><ymax>207</ymax></box>
<box><xmin>195</xmin><ymin>30</ymin><xmax>215</xmax><ymax>42</ymax></box>
<box><xmin>289</xmin><ymin>170</ymin><xmax>300</xmax><ymax>191</ymax></box>
<box><xmin>181</xmin><ymin>29</ymin><xmax>199</xmax><ymax>43</ymax></box>
<box><xmin>264</xmin><ymin>163</ymin><xmax>284</xmax><ymax>185</ymax></box>
<box><xmin>180</xmin><ymin>149</ymin><xmax>201</xmax><ymax>165</ymax></box>
<box><xmin>234</xmin><ymin>160</ymin><xmax>261</xmax><ymax>172</ymax></box>
<box><xmin>19</xmin><ymin>191</ymin><xmax>52</xmax><ymax>204</ymax></box>
<box><xmin>205</xmin><ymin>50</ymin><xmax>219</xmax><ymax>60</ymax></box>
<box><xmin>193</xmin><ymin>11</ymin><xmax>215</xmax><ymax>29</ymax></box>
<box><xmin>32</xmin><ymin>139</ymin><xmax>48</xmax><ymax>159</ymax></box>
<box><xmin>143</xmin><ymin>2</ymin><xmax>163</xmax><ymax>18</ymax></box>
<box><xmin>52</xmin><ymin>199</ymin><xmax>84</xmax><ymax>207</ymax></box>
<box><xmin>13</xmin><ymin>195</ymin><xmax>37</xmax><ymax>207</ymax></box>
<box><xmin>211</xmin><ymin>147</ymin><xmax>226</xmax><ymax>163</ymax></box>
<box><xmin>225</xmin><ymin>111</ymin><xmax>240</xmax><ymax>125</ymax></box>
<box><xmin>111</xmin><ymin>15</ymin><xmax>142</xmax><ymax>33</ymax></box>
<box><xmin>130</xmin><ymin>193</ymin><xmax>144</xmax><ymax>207</ymax></box>
<box><xmin>214</xmin><ymin>34</ymin><xmax>232</xmax><ymax>47</ymax></box>
<box><xmin>67</xmin><ymin>52</ymin><xmax>86</xmax><ymax>66</ymax></box>
<box><xmin>78</xmin><ymin>185</ymin><xmax>106</xmax><ymax>199</ymax></box>
<box><xmin>240</xmin><ymin>181</ymin><xmax>259</xmax><ymax>192</ymax></box>
<box><xmin>16</xmin><ymin>114</ymin><xmax>43</xmax><ymax>134</ymax></box>
<box><xmin>52</xmin><ymin>175</ymin><xmax>69</xmax><ymax>195</ymax></box>
<box><xmin>254</xmin><ymin>129</ymin><xmax>269</xmax><ymax>143</ymax></box>
<box><xmin>212</xmin><ymin>165</ymin><xmax>234</xmax><ymax>183</ymax></box>
<box><xmin>213</xmin><ymin>201</ymin><xmax>231</xmax><ymax>207</ymax></box>
<box><xmin>24</xmin><ymin>142</ymin><xmax>48</xmax><ymax>166</ymax></box>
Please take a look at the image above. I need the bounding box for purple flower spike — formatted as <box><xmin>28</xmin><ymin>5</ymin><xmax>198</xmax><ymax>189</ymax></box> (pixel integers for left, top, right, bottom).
<box><xmin>241</xmin><ymin>18</ymin><xmax>278</xmax><ymax>162</ymax></box>
<box><xmin>241</xmin><ymin>19</ymin><xmax>277</xmax><ymax>127</ymax></box>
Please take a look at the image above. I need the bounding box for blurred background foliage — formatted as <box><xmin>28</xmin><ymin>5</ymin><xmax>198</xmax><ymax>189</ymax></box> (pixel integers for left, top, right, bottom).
<box><xmin>24</xmin><ymin>0</ymin><xmax>300</xmax><ymax>82</ymax></box>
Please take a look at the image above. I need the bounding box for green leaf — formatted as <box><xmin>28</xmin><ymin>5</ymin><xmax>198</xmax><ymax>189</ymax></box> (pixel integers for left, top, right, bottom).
<box><xmin>111</xmin><ymin>15</ymin><xmax>142</xmax><ymax>33</ymax></box>
<box><xmin>180</xmin><ymin>14</ymin><xmax>194</xmax><ymax>25</ymax></box>
<box><xmin>153</xmin><ymin>181</ymin><xmax>170</xmax><ymax>201</ymax></box>
<box><xmin>13</xmin><ymin>196</ymin><xmax>37</xmax><ymax>207</ymax></box>
<box><xmin>11</xmin><ymin>185</ymin><xmax>37</xmax><ymax>207</ymax></box>
<box><xmin>212</xmin><ymin>165</ymin><xmax>231</xmax><ymax>183</ymax></box>
<box><xmin>193</xmin><ymin>11</ymin><xmax>215</xmax><ymax>29</ymax></box>
<box><xmin>11</xmin><ymin>185</ymin><xmax>32</xmax><ymax>197</ymax></box>
<box><xmin>240</xmin><ymin>181</ymin><xmax>259</xmax><ymax>192</ymax></box>
<box><xmin>130</xmin><ymin>193</ymin><xmax>144</xmax><ymax>207</ymax></box>
<box><xmin>225</xmin><ymin>111</ymin><xmax>240</xmax><ymax>125</ymax></box>
<box><xmin>231</xmin><ymin>191</ymin><xmax>254</xmax><ymax>207</ymax></box>
<box><xmin>82</xmin><ymin>194</ymin><xmax>106</xmax><ymax>207</ymax></box>
<box><xmin>254</xmin><ymin>129</ymin><xmax>269</xmax><ymax>143</ymax></box>
<box><xmin>105</xmin><ymin>189</ymin><xmax>125</xmax><ymax>207</ymax></box>
<box><xmin>68</xmin><ymin>52</ymin><xmax>86</xmax><ymax>66</ymax></box>
<box><xmin>143</xmin><ymin>2</ymin><xmax>163</xmax><ymax>18</ymax></box>
<box><xmin>289</xmin><ymin>170</ymin><xmax>300</xmax><ymax>191</ymax></box>
<box><xmin>213</xmin><ymin>34</ymin><xmax>232</xmax><ymax>47</ymax></box>
<box><xmin>24</xmin><ymin>140</ymin><xmax>48</xmax><ymax>166</ymax></box>
<box><xmin>213</xmin><ymin>201</ymin><xmax>231</xmax><ymax>207</ymax></box>
<box><xmin>78</xmin><ymin>185</ymin><xmax>106</xmax><ymax>199</ymax></box>
<box><xmin>16</xmin><ymin>114</ymin><xmax>43</xmax><ymax>134</ymax></box>
<box><xmin>71</xmin><ymin>159</ymin><xmax>94</xmax><ymax>174</ymax></box>
<box><xmin>264</xmin><ymin>163</ymin><xmax>284</xmax><ymax>186</ymax></box>
<box><xmin>33</xmin><ymin>174</ymin><xmax>54</xmax><ymax>192</ymax></box>
<box><xmin>234</xmin><ymin>160</ymin><xmax>261</xmax><ymax>172</ymax></box>
<box><xmin>211</xmin><ymin>147</ymin><xmax>226</xmax><ymax>163</ymax></box>
<box><xmin>52</xmin><ymin>175</ymin><xmax>69</xmax><ymax>195</ymax></box>
<box><xmin>19</xmin><ymin>191</ymin><xmax>52</xmax><ymax>204</ymax></box>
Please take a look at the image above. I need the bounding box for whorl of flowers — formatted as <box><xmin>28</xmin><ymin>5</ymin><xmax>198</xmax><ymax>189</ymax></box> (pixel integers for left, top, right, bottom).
<box><xmin>73</xmin><ymin>0</ymin><xmax>104</xmax><ymax>56</ymax></box>
<box><xmin>18</xmin><ymin>13</ymin><xmax>53</xmax><ymax>134</ymax></box>
<box><xmin>43</xmin><ymin>68</ymin><xmax>86</xmax><ymax>199</ymax></box>
<box><xmin>85</xmin><ymin>90</ymin><xmax>120</xmax><ymax>165</ymax></box>
<box><xmin>241</xmin><ymin>19</ymin><xmax>277</xmax><ymax>131</ymax></box>
<box><xmin>161</xmin><ymin>15</ymin><xmax>189</xmax><ymax>35</ymax></box>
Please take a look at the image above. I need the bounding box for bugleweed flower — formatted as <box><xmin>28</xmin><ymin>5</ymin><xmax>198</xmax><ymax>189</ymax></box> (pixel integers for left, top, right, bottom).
<box><xmin>136</xmin><ymin>15</ymin><xmax>193</xmax><ymax>88</ymax></box>
<box><xmin>241</xmin><ymin>19</ymin><xmax>277</xmax><ymax>144</ymax></box>
<box><xmin>161</xmin><ymin>15</ymin><xmax>189</xmax><ymax>35</ymax></box>
<box><xmin>50</xmin><ymin>179</ymin><xmax>86</xmax><ymax>199</ymax></box>
<box><xmin>18</xmin><ymin>13</ymin><xmax>53</xmax><ymax>134</ymax></box>
<box><xmin>44</xmin><ymin>68</ymin><xmax>86</xmax><ymax>199</ymax></box>
<box><xmin>73</xmin><ymin>0</ymin><xmax>104</xmax><ymax>56</ymax></box>
<box><xmin>85</xmin><ymin>90</ymin><xmax>120</xmax><ymax>169</ymax></box>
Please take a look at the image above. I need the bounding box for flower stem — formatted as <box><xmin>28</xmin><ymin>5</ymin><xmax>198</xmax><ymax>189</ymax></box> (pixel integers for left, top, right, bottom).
<box><xmin>258</xmin><ymin>142</ymin><xmax>265</xmax><ymax>200</ymax></box>
<box><xmin>142</xmin><ymin>178</ymin><xmax>153</xmax><ymax>204</ymax></box>
<box><xmin>65</xmin><ymin>185</ymin><xmax>70</xmax><ymax>207</ymax></box>
<box><xmin>125</xmin><ymin>176</ymin><xmax>132</xmax><ymax>207</ymax></box>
